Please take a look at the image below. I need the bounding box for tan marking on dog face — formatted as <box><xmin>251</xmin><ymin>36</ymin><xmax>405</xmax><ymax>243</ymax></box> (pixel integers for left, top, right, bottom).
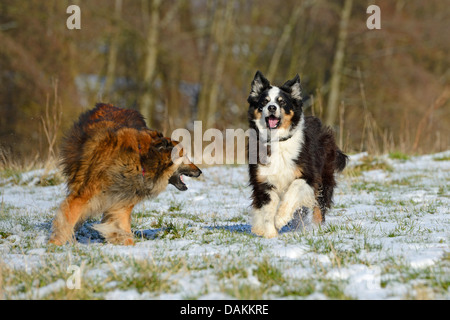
<box><xmin>253</xmin><ymin>108</ymin><xmax>262</xmax><ymax>120</ymax></box>
<box><xmin>280</xmin><ymin>109</ymin><xmax>294</xmax><ymax>130</ymax></box>
<box><xmin>174</xmin><ymin>142</ymin><xmax>185</xmax><ymax>159</ymax></box>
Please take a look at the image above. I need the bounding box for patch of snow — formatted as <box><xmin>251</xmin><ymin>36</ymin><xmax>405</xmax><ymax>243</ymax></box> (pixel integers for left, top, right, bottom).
<box><xmin>1</xmin><ymin>152</ymin><xmax>449</xmax><ymax>299</ymax></box>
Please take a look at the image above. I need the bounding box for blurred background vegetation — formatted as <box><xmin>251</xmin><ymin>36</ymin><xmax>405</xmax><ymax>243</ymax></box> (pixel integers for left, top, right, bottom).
<box><xmin>0</xmin><ymin>0</ymin><xmax>449</xmax><ymax>168</ymax></box>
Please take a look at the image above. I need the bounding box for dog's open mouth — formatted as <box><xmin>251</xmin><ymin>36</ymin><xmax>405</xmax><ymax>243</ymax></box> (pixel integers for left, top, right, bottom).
<box><xmin>169</xmin><ymin>167</ymin><xmax>202</xmax><ymax>191</ymax></box>
<box><xmin>169</xmin><ymin>172</ymin><xmax>188</xmax><ymax>191</ymax></box>
<box><xmin>266</xmin><ymin>115</ymin><xmax>281</xmax><ymax>129</ymax></box>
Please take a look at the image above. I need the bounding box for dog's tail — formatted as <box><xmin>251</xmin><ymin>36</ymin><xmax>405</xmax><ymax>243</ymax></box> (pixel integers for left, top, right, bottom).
<box><xmin>335</xmin><ymin>149</ymin><xmax>348</xmax><ymax>173</ymax></box>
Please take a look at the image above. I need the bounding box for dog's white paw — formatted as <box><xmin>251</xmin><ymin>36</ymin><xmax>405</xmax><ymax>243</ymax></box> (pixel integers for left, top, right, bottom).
<box><xmin>263</xmin><ymin>229</ymin><xmax>278</xmax><ymax>239</ymax></box>
<box><xmin>251</xmin><ymin>224</ymin><xmax>278</xmax><ymax>238</ymax></box>
<box><xmin>251</xmin><ymin>225</ymin><xmax>265</xmax><ymax>237</ymax></box>
<box><xmin>274</xmin><ymin>215</ymin><xmax>290</xmax><ymax>231</ymax></box>
<box><xmin>275</xmin><ymin>206</ymin><xmax>293</xmax><ymax>230</ymax></box>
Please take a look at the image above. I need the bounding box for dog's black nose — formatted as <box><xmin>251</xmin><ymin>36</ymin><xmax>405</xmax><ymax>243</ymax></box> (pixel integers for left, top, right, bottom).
<box><xmin>268</xmin><ymin>105</ymin><xmax>277</xmax><ymax>113</ymax></box>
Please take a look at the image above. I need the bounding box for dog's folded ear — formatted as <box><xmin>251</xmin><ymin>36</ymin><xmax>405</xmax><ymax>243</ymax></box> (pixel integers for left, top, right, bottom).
<box><xmin>153</xmin><ymin>137</ymin><xmax>172</xmax><ymax>151</ymax></box>
<box><xmin>281</xmin><ymin>74</ymin><xmax>302</xmax><ymax>102</ymax></box>
<box><xmin>248</xmin><ymin>70</ymin><xmax>271</xmax><ymax>104</ymax></box>
<box><xmin>144</xmin><ymin>128</ymin><xmax>164</xmax><ymax>140</ymax></box>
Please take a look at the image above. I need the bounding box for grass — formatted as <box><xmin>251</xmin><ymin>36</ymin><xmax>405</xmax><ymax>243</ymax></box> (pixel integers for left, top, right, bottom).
<box><xmin>157</xmin><ymin>221</ymin><xmax>193</xmax><ymax>239</ymax></box>
<box><xmin>389</xmin><ymin>151</ymin><xmax>410</xmax><ymax>161</ymax></box>
<box><xmin>253</xmin><ymin>259</ymin><xmax>284</xmax><ymax>286</ymax></box>
<box><xmin>380</xmin><ymin>253</ymin><xmax>450</xmax><ymax>299</ymax></box>
<box><xmin>344</xmin><ymin>155</ymin><xmax>393</xmax><ymax>177</ymax></box>
<box><xmin>215</xmin><ymin>257</ymin><xmax>351</xmax><ymax>299</ymax></box>
<box><xmin>0</xmin><ymin>169</ymin><xmax>22</xmax><ymax>185</ymax></box>
<box><xmin>0</xmin><ymin>167</ymin><xmax>63</xmax><ymax>187</ymax></box>
<box><xmin>0</xmin><ymin>151</ymin><xmax>449</xmax><ymax>300</ymax></box>
<box><xmin>0</xmin><ymin>231</ymin><xmax>12</xmax><ymax>239</ymax></box>
<box><xmin>0</xmin><ymin>251</ymin><xmax>187</xmax><ymax>299</ymax></box>
<box><xmin>437</xmin><ymin>185</ymin><xmax>448</xmax><ymax>197</ymax></box>
<box><xmin>433</xmin><ymin>155</ymin><xmax>450</xmax><ymax>161</ymax></box>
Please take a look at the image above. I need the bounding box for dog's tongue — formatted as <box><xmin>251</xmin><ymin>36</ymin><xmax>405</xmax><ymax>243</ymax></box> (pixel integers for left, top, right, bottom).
<box><xmin>268</xmin><ymin>117</ymin><xmax>279</xmax><ymax>129</ymax></box>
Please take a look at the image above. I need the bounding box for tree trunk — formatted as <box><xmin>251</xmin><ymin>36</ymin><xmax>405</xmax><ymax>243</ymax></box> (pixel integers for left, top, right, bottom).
<box><xmin>104</xmin><ymin>0</ymin><xmax>123</xmax><ymax>97</ymax></box>
<box><xmin>267</xmin><ymin>5</ymin><xmax>303</xmax><ymax>81</ymax></box>
<box><xmin>325</xmin><ymin>0</ymin><xmax>352</xmax><ymax>126</ymax></box>
<box><xmin>197</xmin><ymin>0</ymin><xmax>220</xmax><ymax>127</ymax></box>
<box><xmin>204</xmin><ymin>0</ymin><xmax>235</xmax><ymax>129</ymax></box>
<box><xmin>140</xmin><ymin>0</ymin><xmax>161</xmax><ymax>127</ymax></box>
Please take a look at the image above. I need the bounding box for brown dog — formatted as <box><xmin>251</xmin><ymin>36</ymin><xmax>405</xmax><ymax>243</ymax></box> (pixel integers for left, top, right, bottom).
<box><xmin>49</xmin><ymin>103</ymin><xmax>201</xmax><ymax>245</ymax></box>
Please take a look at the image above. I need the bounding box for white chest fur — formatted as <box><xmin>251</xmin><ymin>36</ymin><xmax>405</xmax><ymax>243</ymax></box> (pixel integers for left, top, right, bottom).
<box><xmin>257</xmin><ymin>125</ymin><xmax>304</xmax><ymax>193</ymax></box>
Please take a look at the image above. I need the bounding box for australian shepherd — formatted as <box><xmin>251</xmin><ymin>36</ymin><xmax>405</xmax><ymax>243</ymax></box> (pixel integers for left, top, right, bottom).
<box><xmin>247</xmin><ymin>71</ymin><xmax>348</xmax><ymax>238</ymax></box>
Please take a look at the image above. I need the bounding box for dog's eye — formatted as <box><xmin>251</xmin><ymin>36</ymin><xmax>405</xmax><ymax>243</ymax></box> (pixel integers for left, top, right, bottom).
<box><xmin>257</xmin><ymin>106</ymin><xmax>263</xmax><ymax>112</ymax></box>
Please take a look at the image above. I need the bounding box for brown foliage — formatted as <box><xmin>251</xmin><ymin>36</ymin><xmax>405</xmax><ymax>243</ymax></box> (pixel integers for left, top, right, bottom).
<box><xmin>0</xmin><ymin>0</ymin><xmax>448</xmax><ymax>162</ymax></box>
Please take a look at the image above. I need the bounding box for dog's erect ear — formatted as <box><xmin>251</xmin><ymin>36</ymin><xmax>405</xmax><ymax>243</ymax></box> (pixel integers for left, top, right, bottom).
<box><xmin>248</xmin><ymin>71</ymin><xmax>270</xmax><ymax>103</ymax></box>
<box><xmin>282</xmin><ymin>74</ymin><xmax>302</xmax><ymax>101</ymax></box>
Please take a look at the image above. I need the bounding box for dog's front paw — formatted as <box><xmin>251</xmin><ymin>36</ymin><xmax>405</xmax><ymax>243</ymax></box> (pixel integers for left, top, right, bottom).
<box><xmin>274</xmin><ymin>215</ymin><xmax>290</xmax><ymax>231</ymax></box>
<box><xmin>123</xmin><ymin>238</ymin><xmax>135</xmax><ymax>246</ymax></box>
<box><xmin>275</xmin><ymin>205</ymin><xmax>293</xmax><ymax>230</ymax></box>
<box><xmin>251</xmin><ymin>224</ymin><xmax>278</xmax><ymax>238</ymax></box>
<box><xmin>48</xmin><ymin>238</ymin><xmax>64</xmax><ymax>246</ymax></box>
<box><xmin>263</xmin><ymin>228</ymin><xmax>279</xmax><ymax>239</ymax></box>
<box><xmin>251</xmin><ymin>225</ymin><xmax>265</xmax><ymax>237</ymax></box>
<box><xmin>48</xmin><ymin>232</ymin><xmax>73</xmax><ymax>246</ymax></box>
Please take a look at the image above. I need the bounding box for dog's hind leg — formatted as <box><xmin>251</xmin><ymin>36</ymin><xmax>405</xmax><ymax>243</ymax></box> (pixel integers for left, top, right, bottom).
<box><xmin>49</xmin><ymin>194</ymin><xmax>89</xmax><ymax>245</ymax></box>
<box><xmin>316</xmin><ymin>158</ymin><xmax>338</xmax><ymax>224</ymax></box>
<box><xmin>94</xmin><ymin>205</ymin><xmax>135</xmax><ymax>245</ymax></box>
<box><xmin>312</xmin><ymin>206</ymin><xmax>324</xmax><ymax>225</ymax></box>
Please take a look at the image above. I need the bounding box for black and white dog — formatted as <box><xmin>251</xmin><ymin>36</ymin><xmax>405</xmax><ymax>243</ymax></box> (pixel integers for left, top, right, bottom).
<box><xmin>247</xmin><ymin>71</ymin><xmax>348</xmax><ymax>238</ymax></box>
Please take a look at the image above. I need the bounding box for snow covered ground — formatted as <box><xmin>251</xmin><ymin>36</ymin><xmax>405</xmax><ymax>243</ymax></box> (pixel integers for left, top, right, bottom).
<box><xmin>0</xmin><ymin>151</ymin><xmax>449</xmax><ymax>300</ymax></box>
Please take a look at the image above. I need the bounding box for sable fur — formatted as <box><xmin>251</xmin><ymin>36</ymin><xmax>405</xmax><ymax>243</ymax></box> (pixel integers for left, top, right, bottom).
<box><xmin>247</xmin><ymin>71</ymin><xmax>348</xmax><ymax>238</ymax></box>
<box><xmin>49</xmin><ymin>103</ymin><xmax>201</xmax><ymax>245</ymax></box>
